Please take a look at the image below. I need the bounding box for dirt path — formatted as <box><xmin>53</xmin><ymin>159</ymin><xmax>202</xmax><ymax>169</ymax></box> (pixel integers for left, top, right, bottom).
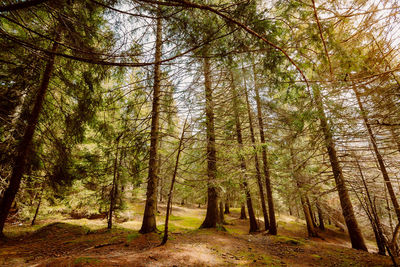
<box><xmin>0</xmin><ymin>207</ymin><xmax>394</xmax><ymax>266</ymax></box>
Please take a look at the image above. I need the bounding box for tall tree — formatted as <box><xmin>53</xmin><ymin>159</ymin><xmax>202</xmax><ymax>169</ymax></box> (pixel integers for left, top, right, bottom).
<box><xmin>200</xmin><ymin>46</ymin><xmax>219</xmax><ymax>228</ymax></box>
<box><xmin>312</xmin><ymin>85</ymin><xmax>367</xmax><ymax>251</ymax></box>
<box><xmin>253</xmin><ymin>63</ymin><xmax>277</xmax><ymax>235</ymax></box>
<box><xmin>230</xmin><ymin>70</ymin><xmax>258</xmax><ymax>233</ymax></box>
<box><xmin>140</xmin><ymin>5</ymin><xmax>163</xmax><ymax>234</ymax></box>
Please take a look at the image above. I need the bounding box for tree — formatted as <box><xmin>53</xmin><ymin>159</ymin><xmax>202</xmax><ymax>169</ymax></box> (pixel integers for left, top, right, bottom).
<box><xmin>140</xmin><ymin>5</ymin><xmax>164</xmax><ymax>234</ymax></box>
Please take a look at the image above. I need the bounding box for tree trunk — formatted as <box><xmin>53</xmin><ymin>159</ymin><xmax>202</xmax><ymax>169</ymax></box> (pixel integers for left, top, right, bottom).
<box><xmin>161</xmin><ymin>119</ymin><xmax>186</xmax><ymax>245</ymax></box>
<box><xmin>219</xmin><ymin>201</ymin><xmax>224</xmax><ymax>224</ymax></box>
<box><xmin>356</xmin><ymin>158</ymin><xmax>386</xmax><ymax>255</ymax></box>
<box><xmin>316</xmin><ymin>201</ymin><xmax>325</xmax><ymax>231</ymax></box>
<box><xmin>224</xmin><ymin>200</ymin><xmax>230</xmax><ymax>214</ymax></box>
<box><xmin>300</xmin><ymin>194</ymin><xmax>318</xmax><ymax>237</ymax></box>
<box><xmin>231</xmin><ymin>71</ymin><xmax>258</xmax><ymax>232</ymax></box>
<box><xmin>31</xmin><ymin>183</ymin><xmax>45</xmax><ymax>226</ymax></box>
<box><xmin>140</xmin><ymin>8</ymin><xmax>163</xmax><ymax>234</ymax></box>
<box><xmin>353</xmin><ymin>86</ymin><xmax>400</xmax><ymax>224</ymax></box>
<box><xmin>243</xmin><ymin>79</ymin><xmax>269</xmax><ymax>231</ymax></box>
<box><xmin>240</xmin><ymin>204</ymin><xmax>247</xmax><ymax>219</ymax></box>
<box><xmin>306</xmin><ymin>197</ymin><xmax>317</xmax><ymax>228</ymax></box>
<box><xmin>290</xmin><ymin>148</ymin><xmax>318</xmax><ymax>237</ymax></box>
<box><xmin>108</xmin><ymin>134</ymin><xmax>121</xmax><ymax>229</ymax></box>
<box><xmin>0</xmin><ymin>40</ymin><xmax>59</xmax><ymax>235</ymax></box>
<box><xmin>253</xmin><ymin>64</ymin><xmax>277</xmax><ymax>235</ymax></box>
<box><xmin>312</xmin><ymin>86</ymin><xmax>367</xmax><ymax>251</ymax></box>
<box><xmin>200</xmin><ymin>48</ymin><xmax>218</xmax><ymax>229</ymax></box>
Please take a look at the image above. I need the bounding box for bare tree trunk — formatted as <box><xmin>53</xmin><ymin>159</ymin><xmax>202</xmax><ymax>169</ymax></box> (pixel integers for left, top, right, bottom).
<box><xmin>316</xmin><ymin>201</ymin><xmax>325</xmax><ymax>231</ymax></box>
<box><xmin>240</xmin><ymin>204</ymin><xmax>247</xmax><ymax>219</ymax></box>
<box><xmin>231</xmin><ymin>71</ymin><xmax>258</xmax><ymax>232</ymax></box>
<box><xmin>312</xmin><ymin>86</ymin><xmax>367</xmax><ymax>251</ymax></box>
<box><xmin>0</xmin><ymin>40</ymin><xmax>59</xmax><ymax>236</ymax></box>
<box><xmin>161</xmin><ymin>119</ymin><xmax>186</xmax><ymax>245</ymax></box>
<box><xmin>140</xmin><ymin>7</ymin><xmax>163</xmax><ymax>234</ymax></box>
<box><xmin>200</xmin><ymin>48</ymin><xmax>218</xmax><ymax>228</ymax></box>
<box><xmin>307</xmin><ymin>197</ymin><xmax>317</xmax><ymax>228</ymax></box>
<box><xmin>31</xmin><ymin>183</ymin><xmax>45</xmax><ymax>226</ymax></box>
<box><xmin>253</xmin><ymin>64</ymin><xmax>277</xmax><ymax>235</ymax></box>
<box><xmin>108</xmin><ymin>134</ymin><xmax>122</xmax><ymax>229</ymax></box>
<box><xmin>290</xmin><ymin>148</ymin><xmax>318</xmax><ymax>237</ymax></box>
<box><xmin>355</xmin><ymin>158</ymin><xmax>386</xmax><ymax>255</ymax></box>
<box><xmin>224</xmin><ymin>199</ymin><xmax>230</xmax><ymax>214</ymax></box>
<box><xmin>243</xmin><ymin>79</ymin><xmax>269</xmax><ymax>231</ymax></box>
<box><xmin>353</xmin><ymin>86</ymin><xmax>400</xmax><ymax>224</ymax></box>
<box><xmin>300</xmin><ymin>194</ymin><xmax>318</xmax><ymax>237</ymax></box>
<box><xmin>219</xmin><ymin>201</ymin><xmax>225</xmax><ymax>224</ymax></box>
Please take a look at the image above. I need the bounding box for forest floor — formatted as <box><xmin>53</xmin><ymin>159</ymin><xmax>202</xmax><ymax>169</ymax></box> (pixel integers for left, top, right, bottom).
<box><xmin>0</xmin><ymin>201</ymin><xmax>393</xmax><ymax>267</ymax></box>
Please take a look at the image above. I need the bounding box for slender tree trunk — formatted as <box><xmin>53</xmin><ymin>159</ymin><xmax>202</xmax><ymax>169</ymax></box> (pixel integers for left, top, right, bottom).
<box><xmin>312</xmin><ymin>86</ymin><xmax>367</xmax><ymax>251</ymax></box>
<box><xmin>231</xmin><ymin>71</ymin><xmax>258</xmax><ymax>232</ymax></box>
<box><xmin>140</xmin><ymin>8</ymin><xmax>163</xmax><ymax>234</ymax></box>
<box><xmin>316</xmin><ymin>201</ymin><xmax>325</xmax><ymax>231</ymax></box>
<box><xmin>0</xmin><ymin>40</ymin><xmax>59</xmax><ymax>235</ymax></box>
<box><xmin>353</xmin><ymin>86</ymin><xmax>400</xmax><ymax>224</ymax></box>
<box><xmin>300</xmin><ymin>194</ymin><xmax>318</xmax><ymax>237</ymax></box>
<box><xmin>355</xmin><ymin>158</ymin><xmax>386</xmax><ymax>255</ymax></box>
<box><xmin>290</xmin><ymin>148</ymin><xmax>318</xmax><ymax>237</ymax></box>
<box><xmin>161</xmin><ymin>119</ymin><xmax>186</xmax><ymax>245</ymax></box>
<box><xmin>219</xmin><ymin>201</ymin><xmax>225</xmax><ymax>224</ymax></box>
<box><xmin>31</xmin><ymin>183</ymin><xmax>45</xmax><ymax>226</ymax></box>
<box><xmin>307</xmin><ymin>197</ymin><xmax>317</xmax><ymax>228</ymax></box>
<box><xmin>200</xmin><ymin>48</ymin><xmax>218</xmax><ymax>228</ymax></box>
<box><xmin>243</xmin><ymin>80</ymin><xmax>269</xmax><ymax>231</ymax></box>
<box><xmin>240</xmin><ymin>204</ymin><xmax>247</xmax><ymax>219</ymax></box>
<box><xmin>108</xmin><ymin>134</ymin><xmax>121</xmax><ymax>229</ymax></box>
<box><xmin>253</xmin><ymin>64</ymin><xmax>277</xmax><ymax>235</ymax></box>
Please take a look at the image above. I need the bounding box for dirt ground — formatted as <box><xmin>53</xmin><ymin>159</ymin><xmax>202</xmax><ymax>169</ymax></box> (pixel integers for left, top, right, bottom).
<box><xmin>0</xmin><ymin>205</ymin><xmax>394</xmax><ymax>267</ymax></box>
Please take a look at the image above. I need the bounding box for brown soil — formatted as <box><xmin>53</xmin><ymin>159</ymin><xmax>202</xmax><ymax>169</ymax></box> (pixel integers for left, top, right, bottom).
<box><xmin>0</xmin><ymin>208</ymin><xmax>394</xmax><ymax>267</ymax></box>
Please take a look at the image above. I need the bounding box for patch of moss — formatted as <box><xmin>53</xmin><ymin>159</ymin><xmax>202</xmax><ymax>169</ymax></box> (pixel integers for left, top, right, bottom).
<box><xmin>126</xmin><ymin>232</ymin><xmax>140</xmax><ymax>242</ymax></box>
<box><xmin>225</xmin><ymin>226</ymin><xmax>247</xmax><ymax>235</ymax></box>
<box><xmin>238</xmin><ymin>251</ymin><xmax>281</xmax><ymax>266</ymax></box>
<box><xmin>273</xmin><ymin>235</ymin><xmax>305</xmax><ymax>245</ymax></box>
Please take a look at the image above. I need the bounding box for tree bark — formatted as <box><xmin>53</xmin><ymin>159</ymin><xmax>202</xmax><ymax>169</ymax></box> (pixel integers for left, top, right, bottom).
<box><xmin>31</xmin><ymin>183</ymin><xmax>45</xmax><ymax>226</ymax></box>
<box><xmin>140</xmin><ymin>7</ymin><xmax>163</xmax><ymax>234</ymax></box>
<box><xmin>355</xmin><ymin>158</ymin><xmax>386</xmax><ymax>255</ymax></box>
<box><xmin>307</xmin><ymin>197</ymin><xmax>317</xmax><ymax>228</ymax></box>
<box><xmin>243</xmin><ymin>78</ymin><xmax>269</xmax><ymax>231</ymax></box>
<box><xmin>0</xmin><ymin>40</ymin><xmax>59</xmax><ymax>235</ymax></box>
<box><xmin>200</xmin><ymin>48</ymin><xmax>218</xmax><ymax>228</ymax></box>
<box><xmin>313</xmin><ymin>86</ymin><xmax>367</xmax><ymax>250</ymax></box>
<box><xmin>316</xmin><ymin>201</ymin><xmax>325</xmax><ymax>231</ymax></box>
<box><xmin>224</xmin><ymin>199</ymin><xmax>230</xmax><ymax>214</ymax></box>
<box><xmin>290</xmin><ymin>148</ymin><xmax>318</xmax><ymax>237</ymax></box>
<box><xmin>240</xmin><ymin>204</ymin><xmax>247</xmax><ymax>219</ymax></box>
<box><xmin>219</xmin><ymin>201</ymin><xmax>224</xmax><ymax>224</ymax></box>
<box><xmin>231</xmin><ymin>71</ymin><xmax>258</xmax><ymax>232</ymax></box>
<box><xmin>108</xmin><ymin>134</ymin><xmax>122</xmax><ymax>229</ymax></box>
<box><xmin>253</xmin><ymin>65</ymin><xmax>277</xmax><ymax>235</ymax></box>
<box><xmin>161</xmin><ymin>119</ymin><xmax>186</xmax><ymax>245</ymax></box>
